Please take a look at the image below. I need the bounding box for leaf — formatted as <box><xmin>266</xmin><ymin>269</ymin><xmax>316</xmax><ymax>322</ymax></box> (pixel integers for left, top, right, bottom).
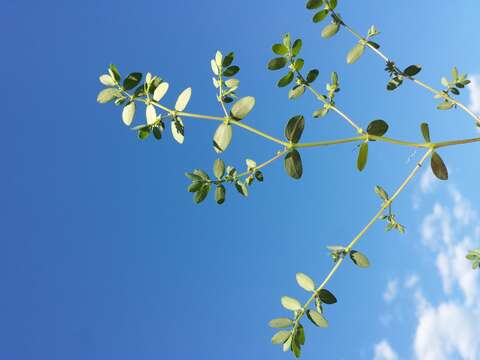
<box><xmin>292</xmin><ymin>39</ymin><xmax>302</xmax><ymax>56</ymax></box>
<box><xmin>404</xmin><ymin>65</ymin><xmax>422</xmax><ymax>77</ymax></box>
<box><xmin>222</xmin><ymin>52</ymin><xmax>234</xmax><ymax>67</ymax></box>
<box><xmin>420</xmin><ymin>123</ymin><xmax>431</xmax><ymax>142</ymax></box>
<box><xmin>271</xmin><ymin>331</ymin><xmax>291</xmax><ymax>345</ymax></box>
<box><xmin>175</xmin><ymin>87</ymin><xmax>192</xmax><ymax>111</ymax></box>
<box><xmin>284</xmin><ymin>150</ymin><xmax>303</xmax><ymax>179</ymax></box>
<box><xmin>437</xmin><ymin>101</ymin><xmax>454</xmax><ymax>110</ymax></box>
<box><xmin>272</xmin><ymin>43</ymin><xmax>289</xmax><ymax>55</ymax></box>
<box><xmin>281</xmin><ymin>296</ymin><xmax>302</xmax><ymax>311</ymax></box>
<box><xmin>296</xmin><ymin>272</ymin><xmax>315</xmax><ymax>292</ymax></box>
<box><xmin>194</xmin><ymin>184</ymin><xmax>210</xmax><ymax>204</ymax></box>
<box><xmin>357</xmin><ymin>142</ymin><xmax>369</xmax><ymax>171</ymax></box>
<box><xmin>212</xmin><ymin>123</ymin><xmax>232</xmax><ymax>154</ymax></box>
<box><xmin>387</xmin><ymin>76</ymin><xmax>403</xmax><ymax>91</ymax></box>
<box><xmin>108</xmin><ymin>64</ymin><xmax>121</xmax><ymax>82</ymax></box>
<box><xmin>230</xmin><ymin>96</ymin><xmax>255</xmax><ymax>120</ymax></box>
<box><xmin>97</xmin><ymin>88</ymin><xmax>119</xmax><ymax>103</ymax></box>
<box><xmin>430</xmin><ymin>152</ymin><xmax>448</xmax><ymax>180</ymax></box>
<box><xmin>235</xmin><ymin>181</ymin><xmax>248</xmax><ymax>197</ymax></box>
<box><xmin>283</xmin><ymin>336</ymin><xmax>293</xmax><ymax>352</ymax></box>
<box><xmin>350</xmin><ymin>250</ymin><xmax>370</xmax><ymax>268</ymax></box>
<box><xmin>138</xmin><ymin>128</ymin><xmax>150</xmax><ymax>140</ymax></box>
<box><xmin>317</xmin><ymin>289</ymin><xmax>337</xmax><ymax>304</ymax></box>
<box><xmin>153</xmin><ymin>82</ymin><xmax>169</xmax><ymax>102</ymax></box>
<box><xmin>215</xmin><ymin>185</ymin><xmax>226</xmax><ymax>205</ymax></box>
<box><xmin>268</xmin><ymin>57</ymin><xmax>288</xmax><ymax>71</ymax></box>
<box><xmin>367</xmin><ymin>119</ymin><xmax>389</xmax><ymax>137</ymax></box>
<box><xmin>293</xmin><ymin>58</ymin><xmax>304</xmax><ymax>72</ymax></box>
<box><xmin>171</xmin><ymin>117</ymin><xmax>185</xmax><ymax>144</ymax></box>
<box><xmin>321</xmin><ymin>23</ymin><xmax>340</xmax><ymax>39</ymax></box>
<box><xmin>225</xmin><ymin>78</ymin><xmax>239</xmax><ymax>88</ymax></box>
<box><xmin>374</xmin><ymin>185</ymin><xmax>389</xmax><ymax>201</ymax></box>
<box><xmin>146</xmin><ymin>104</ymin><xmax>157</xmax><ymax>125</ymax></box>
<box><xmin>99</xmin><ymin>74</ymin><xmax>116</xmax><ymax>86</ymax></box>
<box><xmin>306</xmin><ymin>309</ymin><xmax>328</xmax><ymax>328</ymax></box>
<box><xmin>346</xmin><ymin>43</ymin><xmax>365</xmax><ymax>64</ymax></box>
<box><xmin>306</xmin><ymin>0</ymin><xmax>323</xmax><ymax>9</ymax></box>
<box><xmin>213</xmin><ymin>159</ymin><xmax>225</xmax><ymax>179</ymax></box>
<box><xmin>223</xmin><ymin>65</ymin><xmax>240</xmax><ymax>77</ymax></box>
<box><xmin>288</xmin><ymin>85</ymin><xmax>305</xmax><ymax>100</ymax></box>
<box><xmin>328</xmin><ymin>0</ymin><xmax>337</xmax><ymax>9</ymax></box>
<box><xmin>246</xmin><ymin>159</ymin><xmax>256</xmax><ymax>170</ymax></box>
<box><xmin>123</xmin><ymin>72</ymin><xmax>142</xmax><ymax>90</ymax></box>
<box><xmin>285</xmin><ymin>115</ymin><xmax>305</xmax><ymax>143</ymax></box>
<box><xmin>188</xmin><ymin>182</ymin><xmax>203</xmax><ymax>193</ymax></box>
<box><xmin>278</xmin><ymin>72</ymin><xmax>294</xmax><ymax>87</ymax></box>
<box><xmin>269</xmin><ymin>318</ymin><xmax>293</xmax><ymax>329</ymax></box>
<box><xmin>306</xmin><ymin>69</ymin><xmax>319</xmax><ymax>83</ymax></box>
<box><xmin>122</xmin><ymin>102</ymin><xmax>136</xmax><ymax>126</ymax></box>
<box><xmin>152</xmin><ymin>126</ymin><xmax>162</xmax><ymax>140</ymax></box>
<box><xmin>313</xmin><ymin>9</ymin><xmax>329</xmax><ymax>23</ymax></box>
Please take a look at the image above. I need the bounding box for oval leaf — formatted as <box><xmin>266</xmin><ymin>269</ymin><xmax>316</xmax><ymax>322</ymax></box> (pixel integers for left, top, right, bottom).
<box><xmin>153</xmin><ymin>82</ymin><xmax>169</xmax><ymax>102</ymax></box>
<box><xmin>272</xmin><ymin>44</ymin><xmax>289</xmax><ymax>55</ymax></box>
<box><xmin>420</xmin><ymin>122</ymin><xmax>431</xmax><ymax>142</ymax></box>
<box><xmin>367</xmin><ymin>120</ymin><xmax>389</xmax><ymax>137</ymax></box>
<box><xmin>404</xmin><ymin>65</ymin><xmax>422</xmax><ymax>77</ymax></box>
<box><xmin>318</xmin><ymin>289</ymin><xmax>337</xmax><ymax>304</ymax></box>
<box><xmin>123</xmin><ymin>72</ymin><xmax>142</xmax><ymax>90</ymax></box>
<box><xmin>122</xmin><ymin>102</ymin><xmax>136</xmax><ymax>126</ymax></box>
<box><xmin>269</xmin><ymin>318</ymin><xmax>293</xmax><ymax>329</ymax></box>
<box><xmin>230</xmin><ymin>96</ymin><xmax>255</xmax><ymax>120</ymax></box>
<box><xmin>431</xmin><ymin>152</ymin><xmax>448</xmax><ymax>180</ymax></box>
<box><xmin>284</xmin><ymin>150</ymin><xmax>303</xmax><ymax>179</ymax></box>
<box><xmin>268</xmin><ymin>57</ymin><xmax>288</xmax><ymax>71</ymax></box>
<box><xmin>215</xmin><ymin>185</ymin><xmax>226</xmax><ymax>205</ymax></box>
<box><xmin>296</xmin><ymin>272</ymin><xmax>315</xmax><ymax>292</ymax></box>
<box><xmin>213</xmin><ymin>123</ymin><xmax>233</xmax><ymax>153</ymax></box>
<box><xmin>357</xmin><ymin>142</ymin><xmax>369</xmax><ymax>171</ymax></box>
<box><xmin>99</xmin><ymin>74</ymin><xmax>115</xmax><ymax>87</ymax></box>
<box><xmin>271</xmin><ymin>330</ymin><xmax>291</xmax><ymax>345</ymax></box>
<box><xmin>321</xmin><ymin>23</ymin><xmax>340</xmax><ymax>39</ymax></box>
<box><xmin>350</xmin><ymin>250</ymin><xmax>370</xmax><ymax>268</ymax></box>
<box><xmin>285</xmin><ymin>115</ymin><xmax>305</xmax><ymax>143</ymax></box>
<box><xmin>278</xmin><ymin>72</ymin><xmax>294</xmax><ymax>88</ymax></box>
<box><xmin>281</xmin><ymin>296</ymin><xmax>302</xmax><ymax>311</ymax></box>
<box><xmin>146</xmin><ymin>104</ymin><xmax>157</xmax><ymax>125</ymax></box>
<box><xmin>175</xmin><ymin>87</ymin><xmax>192</xmax><ymax>111</ymax></box>
<box><xmin>306</xmin><ymin>309</ymin><xmax>328</xmax><ymax>328</ymax></box>
<box><xmin>97</xmin><ymin>88</ymin><xmax>119</xmax><ymax>103</ymax></box>
<box><xmin>171</xmin><ymin>117</ymin><xmax>185</xmax><ymax>144</ymax></box>
<box><xmin>306</xmin><ymin>0</ymin><xmax>323</xmax><ymax>9</ymax></box>
<box><xmin>313</xmin><ymin>9</ymin><xmax>329</xmax><ymax>23</ymax></box>
<box><xmin>346</xmin><ymin>43</ymin><xmax>365</xmax><ymax>65</ymax></box>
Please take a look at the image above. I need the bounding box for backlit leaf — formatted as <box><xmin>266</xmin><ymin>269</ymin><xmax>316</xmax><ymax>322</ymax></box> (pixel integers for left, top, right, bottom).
<box><xmin>284</xmin><ymin>150</ymin><xmax>303</xmax><ymax>179</ymax></box>
<box><xmin>346</xmin><ymin>43</ymin><xmax>365</xmax><ymax>64</ymax></box>
<box><xmin>175</xmin><ymin>87</ymin><xmax>192</xmax><ymax>111</ymax></box>
<box><xmin>350</xmin><ymin>250</ymin><xmax>370</xmax><ymax>268</ymax></box>
<box><xmin>230</xmin><ymin>96</ymin><xmax>255</xmax><ymax>120</ymax></box>
<box><xmin>153</xmin><ymin>82</ymin><xmax>169</xmax><ymax>102</ymax></box>
<box><xmin>122</xmin><ymin>102</ymin><xmax>136</xmax><ymax>126</ymax></box>
<box><xmin>213</xmin><ymin>123</ymin><xmax>232</xmax><ymax>153</ymax></box>
<box><xmin>430</xmin><ymin>152</ymin><xmax>448</xmax><ymax>180</ymax></box>
<box><xmin>296</xmin><ymin>272</ymin><xmax>315</xmax><ymax>292</ymax></box>
<box><xmin>306</xmin><ymin>309</ymin><xmax>328</xmax><ymax>328</ymax></box>
<box><xmin>281</xmin><ymin>296</ymin><xmax>302</xmax><ymax>311</ymax></box>
<box><xmin>357</xmin><ymin>142</ymin><xmax>368</xmax><ymax>171</ymax></box>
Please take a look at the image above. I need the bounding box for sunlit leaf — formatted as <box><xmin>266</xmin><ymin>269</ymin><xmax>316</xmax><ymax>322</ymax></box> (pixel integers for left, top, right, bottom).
<box><xmin>122</xmin><ymin>101</ymin><xmax>136</xmax><ymax>126</ymax></box>
<box><xmin>175</xmin><ymin>87</ymin><xmax>192</xmax><ymax>111</ymax></box>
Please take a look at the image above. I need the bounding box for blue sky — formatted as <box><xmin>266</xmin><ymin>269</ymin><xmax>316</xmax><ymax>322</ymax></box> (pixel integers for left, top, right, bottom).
<box><xmin>2</xmin><ymin>1</ymin><xmax>480</xmax><ymax>359</ymax></box>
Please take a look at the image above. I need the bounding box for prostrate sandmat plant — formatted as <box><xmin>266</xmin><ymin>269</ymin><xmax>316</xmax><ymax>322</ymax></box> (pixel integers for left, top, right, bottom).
<box><xmin>97</xmin><ymin>0</ymin><xmax>480</xmax><ymax>357</ymax></box>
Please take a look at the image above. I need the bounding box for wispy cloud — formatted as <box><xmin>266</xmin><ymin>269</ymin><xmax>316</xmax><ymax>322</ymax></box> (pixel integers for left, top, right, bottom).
<box><xmin>468</xmin><ymin>75</ymin><xmax>480</xmax><ymax>115</ymax></box>
<box><xmin>383</xmin><ymin>279</ymin><xmax>399</xmax><ymax>303</ymax></box>
<box><xmin>373</xmin><ymin>339</ymin><xmax>398</xmax><ymax>360</ymax></box>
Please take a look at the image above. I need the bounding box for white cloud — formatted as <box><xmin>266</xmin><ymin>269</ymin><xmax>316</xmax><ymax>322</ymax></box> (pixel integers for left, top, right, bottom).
<box><xmin>383</xmin><ymin>279</ymin><xmax>399</xmax><ymax>303</ymax></box>
<box><xmin>420</xmin><ymin>169</ymin><xmax>437</xmax><ymax>194</ymax></box>
<box><xmin>373</xmin><ymin>339</ymin><xmax>398</xmax><ymax>360</ymax></box>
<box><xmin>404</xmin><ymin>274</ymin><xmax>419</xmax><ymax>289</ymax></box>
<box><xmin>468</xmin><ymin>75</ymin><xmax>480</xmax><ymax>115</ymax></box>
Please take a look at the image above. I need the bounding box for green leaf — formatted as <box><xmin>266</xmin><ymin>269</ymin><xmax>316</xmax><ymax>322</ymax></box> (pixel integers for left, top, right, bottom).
<box><xmin>404</xmin><ymin>65</ymin><xmax>422</xmax><ymax>77</ymax></box>
<box><xmin>272</xmin><ymin>44</ymin><xmax>289</xmax><ymax>55</ymax></box>
<box><xmin>146</xmin><ymin>104</ymin><xmax>157</xmax><ymax>125</ymax></box>
<box><xmin>153</xmin><ymin>82</ymin><xmax>169</xmax><ymax>102</ymax></box>
<box><xmin>188</xmin><ymin>181</ymin><xmax>203</xmax><ymax>193</ymax></box>
<box><xmin>437</xmin><ymin>101</ymin><xmax>454</xmax><ymax>110</ymax></box>
<box><xmin>269</xmin><ymin>318</ymin><xmax>293</xmax><ymax>328</ymax></box>
<box><xmin>346</xmin><ymin>43</ymin><xmax>365</xmax><ymax>64</ymax></box>
<box><xmin>387</xmin><ymin>76</ymin><xmax>403</xmax><ymax>91</ymax></box>
<box><xmin>268</xmin><ymin>57</ymin><xmax>288</xmax><ymax>71</ymax></box>
<box><xmin>284</xmin><ymin>150</ymin><xmax>303</xmax><ymax>179</ymax></box>
<box><xmin>254</xmin><ymin>170</ymin><xmax>264</xmax><ymax>182</ymax></box>
<box><xmin>293</xmin><ymin>58</ymin><xmax>305</xmax><ymax>72</ymax></box>
<box><xmin>122</xmin><ymin>102</ymin><xmax>136</xmax><ymax>126</ymax></box>
<box><xmin>430</xmin><ymin>152</ymin><xmax>448</xmax><ymax>180</ymax></box>
<box><xmin>271</xmin><ymin>331</ymin><xmax>291</xmax><ymax>345</ymax></box>
<box><xmin>152</xmin><ymin>126</ymin><xmax>162</xmax><ymax>140</ymax></box>
<box><xmin>230</xmin><ymin>96</ymin><xmax>255</xmax><ymax>120</ymax></box>
<box><xmin>420</xmin><ymin>122</ymin><xmax>431</xmax><ymax>142</ymax></box>
<box><xmin>225</xmin><ymin>78</ymin><xmax>239</xmax><ymax>88</ymax></box>
<box><xmin>350</xmin><ymin>250</ymin><xmax>370</xmax><ymax>268</ymax></box>
<box><xmin>235</xmin><ymin>181</ymin><xmax>248</xmax><ymax>197</ymax></box>
<box><xmin>285</xmin><ymin>115</ymin><xmax>305</xmax><ymax>143</ymax></box>
<box><xmin>296</xmin><ymin>272</ymin><xmax>315</xmax><ymax>292</ymax></box>
<box><xmin>213</xmin><ymin>123</ymin><xmax>233</xmax><ymax>153</ymax></box>
<box><xmin>313</xmin><ymin>107</ymin><xmax>329</xmax><ymax>118</ymax></box>
<box><xmin>292</xmin><ymin>39</ymin><xmax>302</xmax><ymax>56</ymax></box>
<box><xmin>171</xmin><ymin>117</ymin><xmax>185</xmax><ymax>144</ymax></box>
<box><xmin>306</xmin><ymin>0</ymin><xmax>323</xmax><ymax>9</ymax></box>
<box><xmin>97</xmin><ymin>88</ymin><xmax>119</xmax><ymax>103</ymax></box>
<box><xmin>313</xmin><ymin>9</ymin><xmax>329</xmax><ymax>23</ymax></box>
<box><xmin>357</xmin><ymin>142</ymin><xmax>369</xmax><ymax>171</ymax></box>
<box><xmin>317</xmin><ymin>289</ymin><xmax>337</xmax><ymax>304</ymax></box>
<box><xmin>374</xmin><ymin>185</ymin><xmax>389</xmax><ymax>201</ymax></box>
<box><xmin>288</xmin><ymin>85</ymin><xmax>305</xmax><ymax>100</ymax></box>
<box><xmin>366</xmin><ymin>119</ymin><xmax>389</xmax><ymax>137</ymax></box>
<box><xmin>283</xmin><ymin>33</ymin><xmax>291</xmax><ymax>49</ymax></box>
<box><xmin>108</xmin><ymin>64</ymin><xmax>121</xmax><ymax>82</ymax></box>
<box><xmin>306</xmin><ymin>309</ymin><xmax>328</xmax><ymax>328</ymax></box>
<box><xmin>283</xmin><ymin>336</ymin><xmax>293</xmax><ymax>352</ymax></box>
<box><xmin>328</xmin><ymin>0</ymin><xmax>338</xmax><ymax>9</ymax></box>
<box><xmin>194</xmin><ymin>184</ymin><xmax>210</xmax><ymax>204</ymax></box>
<box><xmin>222</xmin><ymin>52</ymin><xmax>235</xmax><ymax>67</ymax></box>
<box><xmin>138</xmin><ymin>127</ymin><xmax>150</xmax><ymax>140</ymax></box>
<box><xmin>123</xmin><ymin>72</ymin><xmax>142</xmax><ymax>90</ymax></box>
<box><xmin>321</xmin><ymin>23</ymin><xmax>340</xmax><ymax>38</ymax></box>
<box><xmin>278</xmin><ymin>72</ymin><xmax>294</xmax><ymax>88</ymax></box>
<box><xmin>281</xmin><ymin>296</ymin><xmax>302</xmax><ymax>311</ymax></box>
<box><xmin>223</xmin><ymin>66</ymin><xmax>240</xmax><ymax>77</ymax></box>
<box><xmin>215</xmin><ymin>185</ymin><xmax>226</xmax><ymax>204</ymax></box>
<box><xmin>99</xmin><ymin>74</ymin><xmax>116</xmax><ymax>87</ymax></box>
<box><xmin>175</xmin><ymin>87</ymin><xmax>192</xmax><ymax>111</ymax></box>
<box><xmin>213</xmin><ymin>159</ymin><xmax>225</xmax><ymax>179</ymax></box>
<box><xmin>306</xmin><ymin>69</ymin><xmax>319</xmax><ymax>83</ymax></box>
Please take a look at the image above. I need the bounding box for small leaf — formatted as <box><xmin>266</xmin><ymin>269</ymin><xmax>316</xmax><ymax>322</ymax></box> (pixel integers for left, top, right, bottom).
<box><xmin>123</xmin><ymin>72</ymin><xmax>142</xmax><ymax>90</ymax></box>
<box><xmin>357</xmin><ymin>142</ymin><xmax>369</xmax><ymax>171</ymax></box>
<box><xmin>223</xmin><ymin>65</ymin><xmax>240</xmax><ymax>77</ymax></box>
<box><xmin>175</xmin><ymin>87</ymin><xmax>192</xmax><ymax>111</ymax></box>
<box><xmin>346</xmin><ymin>43</ymin><xmax>365</xmax><ymax>64</ymax></box>
<box><xmin>272</xmin><ymin>331</ymin><xmax>291</xmax><ymax>345</ymax></box>
<box><xmin>313</xmin><ymin>9</ymin><xmax>329</xmax><ymax>23</ymax></box>
<box><xmin>350</xmin><ymin>250</ymin><xmax>370</xmax><ymax>268</ymax></box>
<box><xmin>317</xmin><ymin>289</ymin><xmax>337</xmax><ymax>304</ymax></box>
<box><xmin>321</xmin><ymin>23</ymin><xmax>340</xmax><ymax>39</ymax></box>
<box><xmin>404</xmin><ymin>65</ymin><xmax>422</xmax><ymax>77</ymax></box>
<box><xmin>222</xmin><ymin>52</ymin><xmax>235</xmax><ymax>67</ymax></box>
<box><xmin>269</xmin><ymin>318</ymin><xmax>293</xmax><ymax>329</ymax></box>
<box><xmin>293</xmin><ymin>58</ymin><xmax>304</xmax><ymax>72</ymax></box>
<box><xmin>306</xmin><ymin>309</ymin><xmax>328</xmax><ymax>328</ymax></box>
<box><xmin>215</xmin><ymin>185</ymin><xmax>226</xmax><ymax>204</ymax></box>
<box><xmin>99</xmin><ymin>74</ymin><xmax>116</xmax><ymax>86</ymax></box>
<box><xmin>296</xmin><ymin>272</ymin><xmax>315</xmax><ymax>292</ymax></box>
<box><xmin>108</xmin><ymin>64</ymin><xmax>121</xmax><ymax>82</ymax></box>
<box><xmin>292</xmin><ymin>39</ymin><xmax>302</xmax><ymax>56</ymax></box>
<box><xmin>374</xmin><ymin>185</ymin><xmax>389</xmax><ymax>201</ymax></box>
<box><xmin>430</xmin><ymin>152</ymin><xmax>448</xmax><ymax>180</ymax></box>
<box><xmin>122</xmin><ymin>102</ymin><xmax>136</xmax><ymax>126</ymax></box>
<box><xmin>284</xmin><ymin>150</ymin><xmax>303</xmax><ymax>179</ymax></box>
<box><xmin>278</xmin><ymin>72</ymin><xmax>294</xmax><ymax>87</ymax></box>
<box><xmin>268</xmin><ymin>57</ymin><xmax>288</xmax><ymax>71</ymax></box>
<box><xmin>188</xmin><ymin>182</ymin><xmax>203</xmax><ymax>193</ymax></box>
<box><xmin>306</xmin><ymin>0</ymin><xmax>323</xmax><ymax>9</ymax></box>
<box><xmin>281</xmin><ymin>296</ymin><xmax>302</xmax><ymax>311</ymax></box>
<box><xmin>367</xmin><ymin>119</ymin><xmax>389</xmax><ymax>137</ymax></box>
<box><xmin>437</xmin><ymin>101</ymin><xmax>454</xmax><ymax>110</ymax></box>
<box><xmin>138</xmin><ymin>128</ymin><xmax>150</xmax><ymax>140</ymax></box>
<box><xmin>230</xmin><ymin>96</ymin><xmax>255</xmax><ymax>120</ymax></box>
<box><xmin>235</xmin><ymin>181</ymin><xmax>248</xmax><ymax>197</ymax></box>
<box><xmin>288</xmin><ymin>85</ymin><xmax>305</xmax><ymax>100</ymax></box>
<box><xmin>285</xmin><ymin>115</ymin><xmax>305</xmax><ymax>143</ymax></box>
<box><xmin>225</xmin><ymin>79</ymin><xmax>239</xmax><ymax>88</ymax></box>
<box><xmin>213</xmin><ymin>123</ymin><xmax>232</xmax><ymax>153</ymax></box>
<box><xmin>272</xmin><ymin>44</ymin><xmax>289</xmax><ymax>55</ymax></box>
<box><xmin>97</xmin><ymin>88</ymin><xmax>119</xmax><ymax>103</ymax></box>
<box><xmin>211</xmin><ymin>59</ymin><xmax>219</xmax><ymax>76</ymax></box>
<box><xmin>194</xmin><ymin>184</ymin><xmax>210</xmax><ymax>204</ymax></box>
<box><xmin>153</xmin><ymin>82</ymin><xmax>169</xmax><ymax>102</ymax></box>
<box><xmin>213</xmin><ymin>159</ymin><xmax>225</xmax><ymax>179</ymax></box>
<box><xmin>306</xmin><ymin>69</ymin><xmax>319</xmax><ymax>83</ymax></box>
<box><xmin>420</xmin><ymin>123</ymin><xmax>431</xmax><ymax>142</ymax></box>
<box><xmin>152</xmin><ymin>126</ymin><xmax>162</xmax><ymax>140</ymax></box>
<box><xmin>171</xmin><ymin>117</ymin><xmax>185</xmax><ymax>144</ymax></box>
<box><xmin>146</xmin><ymin>104</ymin><xmax>157</xmax><ymax>125</ymax></box>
